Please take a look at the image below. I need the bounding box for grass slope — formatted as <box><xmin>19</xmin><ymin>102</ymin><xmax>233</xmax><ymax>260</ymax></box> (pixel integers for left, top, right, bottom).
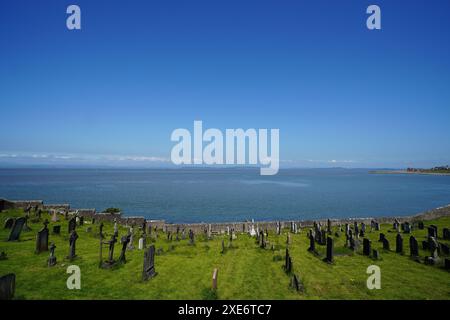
<box><xmin>0</xmin><ymin>209</ymin><xmax>449</xmax><ymax>300</ymax></box>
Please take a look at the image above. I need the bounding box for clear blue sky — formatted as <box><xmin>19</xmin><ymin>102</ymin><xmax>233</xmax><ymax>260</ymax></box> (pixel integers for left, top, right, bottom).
<box><xmin>1</xmin><ymin>0</ymin><xmax>449</xmax><ymax>168</ymax></box>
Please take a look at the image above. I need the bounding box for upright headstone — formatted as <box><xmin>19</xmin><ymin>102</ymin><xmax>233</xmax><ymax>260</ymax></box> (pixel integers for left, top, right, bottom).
<box><xmin>324</xmin><ymin>237</ymin><xmax>333</xmax><ymax>263</ymax></box>
<box><xmin>284</xmin><ymin>248</ymin><xmax>292</xmax><ymax>274</ymax></box>
<box><xmin>51</xmin><ymin>225</ymin><xmax>60</xmax><ymax>236</ymax></box>
<box><xmin>409</xmin><ymin>236</ymin><xmax>419</xmax><ymax>257</ymax></box>
<box><xmin>372</xmin><ymin>249</ymin><xmax>380</xmax><ymax>259</ymax></box>
<box><xmin>212</xmin><ymin>268</ymin><xmax>218</xmax><ymax>291</ymax></box>
<box><xmin>118</xmin><ymin>234</ymin><xmax>131</xmax><ymax>263</ymax></box>
<box><xmin>442</xmin><ymin>228</ymin><xmax>450</xmax><ymax>240</ymax></box>
<box><xmin>327</xmin><ymin>219</ymin><xmax>332</xmax><ymax>235</ymax></box>
<box><xmin>68</xmin><ymin>217</ymin><xmax>76</xmax><ymax>234</ymax></box>
<box><xmin>403</xmin><ymin>222</ymin><xmax>411</xmax><ymax>234</ymax></box>
<box><xmin>35</xmin><ymin>220</ymin><xmax>49</xmax><ymax>254</ymax></box>
<box><xmin>418</xmin><ymin>221</ymin><xmax>424</xmax><ymax>230</ymax></box>
<box><xmin>308</xmin><ymin>233</ymin><xmax>315</xmax><ymax>252</ymax></box>
<box><xmin>0</xmin><ymin>273</ymin><xmax>15</xmax><ymax>300</ymax></box>
<box><xmin>363</xmin><ymin>238</ymin><xmax>371</xmax><ymax>256</ymax></box>
<box><xmin>47</xmin><ymin>243</ymin><xmax>57</xmax><ymax>267</ymax></box>
<box><xmin>396</xmin><ymin>233</ymin><xmax>403</xmax><ymax>253</ymax></box>
<box><xmin>379</xmin><ymin>233</ymin><xmax>386</xmax><ymax>242</ymax></box>
<box><xmin>51</xmin><ymin>211</ymin><xmax>59</xmax><ymax>222</ymax></box>
<box><xmin>142</xmin><ymin>245</ymin><xmax>156</xmax><ymax>281</ymax></box>
<box><xmin>7</xmin><ymin>217</ymin><xmax>26</xmax><ymax>241</ymax></box>
<box><xmin>428</xmin><ymin>226</ymin><xmax>438</xmax><ymax>239</ymax></box>
<box><xmin>382</xmin><ymin>237</ymin><xmax>390</xmax><ymax>251</ymax></box>
<box><xmin>189</xmin><ymin>229</ymin><xmax>195</xmax><ymax>245</ymax></box>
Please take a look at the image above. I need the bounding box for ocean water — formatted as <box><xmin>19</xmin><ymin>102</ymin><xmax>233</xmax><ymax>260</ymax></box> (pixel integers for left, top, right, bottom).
<box><xmin>0</xmin><ymin>168</ymin><xmax>450</xmax><ymax>223</ymax></box>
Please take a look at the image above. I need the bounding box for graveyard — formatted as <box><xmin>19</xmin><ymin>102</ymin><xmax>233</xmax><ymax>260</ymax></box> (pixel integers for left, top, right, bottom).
<box><xmin>0</xmin><ymin>208</ymin><xmax>450</xmax><ymax>300</ymax></box>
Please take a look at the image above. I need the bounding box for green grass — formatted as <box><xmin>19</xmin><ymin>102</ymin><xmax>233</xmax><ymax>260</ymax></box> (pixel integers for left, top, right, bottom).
<box><xmin>1</xmin><ymin>209</ymin><xmax>449</xmax><ymax>300</ymax></box>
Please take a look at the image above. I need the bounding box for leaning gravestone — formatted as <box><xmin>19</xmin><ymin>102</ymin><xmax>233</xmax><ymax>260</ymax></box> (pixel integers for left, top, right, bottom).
<box><xmin>142</xmin><ymin>245</ymin><xmax>157</xmax><ymax>281</ymax></box>
<box><xmin>4</xmin><ymin>218</ymin><xmax>14</xmax><ymax>229</ymax></box>
<box><xmin>7</xmin><ymin>217</ymin><xmax>26</xmax><ymax>241</ymax></box>
<box><xmin>35</xmin><ymin>220</ymin><xmax>49</xmax><ymax>254</ymax></box>
<box><xmin>396</xmin><ymin>233</ymin><xmax>403</xmax><ymax>254</ymax></box>
<box><xmin>212</xmin><ymin>268</ymin><xmax>218</xmax><ymax>291</ymax></box>
<box><xmin>68</xmin><ymin>217</ymin><xmax>76</xmax><ymax>234</ymax></box>
<box><xmin>363</xmin><ymin>238</ymin><xmax>371</xmax><ymax>256</ymax></box>
<box><xmin>0</xmin><ymin>273</ymin><xmax>15</xmax><ymax>300</ymax></box>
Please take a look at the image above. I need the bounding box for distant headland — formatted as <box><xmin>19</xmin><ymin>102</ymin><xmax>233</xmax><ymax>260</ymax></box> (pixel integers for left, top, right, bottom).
<box><xmin>370</xmin><ymin>166</ymin><xmax>450</xmax><ymax>176</ymax></box>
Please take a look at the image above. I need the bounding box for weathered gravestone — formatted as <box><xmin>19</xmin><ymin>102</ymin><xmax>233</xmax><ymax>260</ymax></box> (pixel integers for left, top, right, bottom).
<box><xmin>0</xmin><ymin>273</ymin><xmax>15</xmax><ymax>300</ymax></box>
<box><xmin>409</xmin><ymin>236</ymin><xmax>419</xmax><ymax>257</ymax></box>
<box><xmin>52</xmin><ymin>225</ymin><xmax>61</xmax><ymax>235</ymax></box>
<box><xmin>403</xmin><ymin>222</ymin><xmax>411</xmax><ymax>234</ymax></box>
<box><xmin>259</xmin><ymin>231</ymin><xmax>266</xmax><ymax>249</ymax></box>
<box><xmin>440</xmin><ymin>243</ymin><xmax>450</xmax><ymax>255</ymax></box>
<box><xmin>35</xmin><ymin>220</ymin><xmax>49</xmax><ymax>254</ymax></box>
<box><xmin>378</xmin><ymin>233</ymin><xmax>386</xmax><ymax>242</ymax></box>
<box><xmin>47</xmin><ymin>243</ymin><xmax>57</xmax><ymax>267</ymax></box>
<box><xmin>372</xmin><ymin>249</ymin><xmax>380</xmax><ymax>260</ymax></box>
<box><xmin>102</xmin><ymin>234</ymin><xmax>118</xmax><ymax>267</ymax></box>
<box><xmin>290</xmin><ymin>274</ymin><xmax>303</xmax><ymax>292</ymax></box>
<box><xmin>396</xmin><ymin>233</ymin><xmax>403</xmax><ymax>253</ymax></box>
<box><xmin>7</xmin><ymin>217</ymin><xmax>26</xmax><ymax>241</ymax></box>
<box><xmin>51</xmin><ymin>211</ymin><xmax>59</xmax><ymax>222</ymax></box>
<box><xmin>4</xmin><ymin>218</ymin><xmax>14</xmax><ymax>229</ymax></box>
<box><xmin>212</xmin><ymin>268</ymin><xmax>218</xmax><ymax>291</ymax></box>
<box><xmin>363</xmin><ymin>238</ymin><xmax>371</xmax><ymax>256</ymax></box>
<box><xmin>189</xmin><ymin>229</ymin><xmax>195</xmax><ymax>245</ymax></box>
<box><xmin>68</xmin><ymin>217</ymin><xmax>76</xmax><ymax>234</ymax></box>
<box><xmin>422</xmin><ymin>240</ymin><xmax>429</xmax><ymax>250</ymax></box>
<box><xmin>444</xmin><ymin>258</ymin><xmax>450</xmax><ymax>270</ymax></box>
<box><xmin>284</xmin><ymin>248</ymin><xmax>292</xmax><ymax>274</ymax></box>
<box><xmin>418</xmin><ymin>221</ymin><xmax>424</xmax><ymax>230</ymax></box>
<box><xmin>324</xmin><ymin>237</ymin><xmax>333</xmax><ymax>263</ymax></box>
<box><xmin>67</xmin><ymin>230</ymin><xmax>79</xmax><ymax>261</ymax></box>
<box><xmin>428</xmin><ymin>226</ymin><xmax>438</xmax><ymax>239</ymax></box>
<box><xmin>327</xmin><ymin>219</ymin><xmax>332</xmax><ymax>235</ymax></box>
<box><xmin>443</xmin><ymin>228</ymin><xmax>450</xmax><ymax>240</ymax></box>
<box><xmin>382</xmin><ymin>237</ymin><xmax>390</xmax><ymax>251</ymax></box>
<box><xmin>118</xmin><ymin>234</ymin><xmax>131</xmax><ymax>263</ymax></box>
<box><xmin>308</xmin><ymin>233</ymin><xmax>315</xmax><ymax>252</ymax></box>
<box><xmin>428</xmin><ymin>237</ymin><xmax>439</xmax><ymax>258</ymax></box>
<box><xmin>142</xmin><ymin>245</ymin><xmax>157</xmax><ymax>281</ymax></box>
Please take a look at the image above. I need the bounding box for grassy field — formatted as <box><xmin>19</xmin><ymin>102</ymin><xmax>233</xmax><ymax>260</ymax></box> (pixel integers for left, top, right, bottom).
<box><xmin>1</xmin><ymin>209</ymin><xmax>449</xmax><ymax>300</ymax></box>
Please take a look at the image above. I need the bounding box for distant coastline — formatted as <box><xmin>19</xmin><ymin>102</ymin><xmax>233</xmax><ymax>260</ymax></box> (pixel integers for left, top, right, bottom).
<box><xmin>370</xmin><ymin>170</ymin><xmax>450</xmax><ymax>176</ymax></box>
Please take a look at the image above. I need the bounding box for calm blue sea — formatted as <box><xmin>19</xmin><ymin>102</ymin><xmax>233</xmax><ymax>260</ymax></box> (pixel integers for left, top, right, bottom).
<box><xmin>0</xmin><ymin>168</ymin><xmax>450</xmax><ymax>223</ymax></box>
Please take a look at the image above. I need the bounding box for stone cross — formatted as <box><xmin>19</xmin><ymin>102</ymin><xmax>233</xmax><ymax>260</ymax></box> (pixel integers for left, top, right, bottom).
<box><xmin>67</xmin><ymin>230</ymin><xmax>79</xmax><ymax>261</ymax></box>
